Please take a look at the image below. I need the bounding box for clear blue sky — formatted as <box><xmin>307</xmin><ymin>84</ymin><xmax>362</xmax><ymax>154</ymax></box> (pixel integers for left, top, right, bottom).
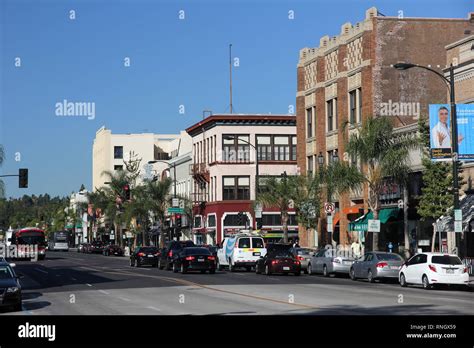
<box><xmin>0</xmin><ymin>0</ymin><xmax>471</xmax><ymax>198</ymax></box>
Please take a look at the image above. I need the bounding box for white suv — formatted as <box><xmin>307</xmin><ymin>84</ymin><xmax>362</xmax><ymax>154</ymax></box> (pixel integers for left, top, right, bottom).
<box><xmin>399</xmin><ymin>252</ymin><xmax>470</xmax><ymax>290</ymax></box>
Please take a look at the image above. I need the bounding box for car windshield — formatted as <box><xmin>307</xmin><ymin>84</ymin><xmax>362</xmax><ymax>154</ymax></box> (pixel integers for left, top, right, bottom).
<box><xmin>180</xmin><ymin>241</ymin><xmax>195</xmax><ymax>247</ymax></box>
<box><xmin>272</xmin><ymin>251</ymin><xmax>293</xmax><ymax>258</ymax></box>
<box><xmin>376</xmin><ymin>253</ymin><xmax>403</xmax><ymax>261</ymax></box>
<box><xmin>140</xmin><ymin>247</ymin><xmax>158</xmax><ymax>253</ymax></box>
<box><xmin>238</xmin><ymin>238</ymin><xmax>251</xmax><ymax>248</ymax></box>
<box><xmin>185</xmin><ymin>248</ymin><xmax>211</xmax><ymax>255</ymax></box>
<box><xmin>432</xmin><ymin>255</ymin><xmax>462</xmax><ymax>265</ymax></box>
<box><xmin>0</xmin><ymin>266</ymin><xmax>14</xmax><ymax>279</ymax></box>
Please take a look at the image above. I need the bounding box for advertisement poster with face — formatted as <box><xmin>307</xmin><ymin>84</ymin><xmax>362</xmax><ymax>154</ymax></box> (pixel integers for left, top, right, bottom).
<box><xmin>429</xmin><ymin>104</ymin><xmax>452</xmax><ymax>161</ymax></box>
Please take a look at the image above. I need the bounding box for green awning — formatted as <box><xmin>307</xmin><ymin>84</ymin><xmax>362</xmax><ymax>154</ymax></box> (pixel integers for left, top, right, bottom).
<box><xmin>349</xmin><ymin>208</ymin><xmax>400</xmax><ymax>232</ymax></box>
<box><xmin>66</xmin><ymin>222</ymin><xmax>82</xmax><ymax>229</ymax></box>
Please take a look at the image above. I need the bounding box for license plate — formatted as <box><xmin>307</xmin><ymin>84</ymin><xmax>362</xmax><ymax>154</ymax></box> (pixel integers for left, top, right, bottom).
<box><xmin>147</xmin><ymin>255</ymin><xmax>154</xmax><ymax>258</ymax></box>
<box><xmin>198</xmin><ymin>259</ymin><xmax>205</xmax><ymax>262</ymax></box>
<box><xmin>283</xmin><ymin>267</ymin><xmax>290</xmax><ymax>271</ymax></box>
<box><xmin>391</xmin><ymin>266</ymin><xmax>399</xmax><ymax>270</ymax></box>
<box><xmin>446</xmin><ymin>269</ymin><xmax>454</xmax><ymax>274</ymax></box>
<box><xmin>343</xmin><ymin>261</ymin><xmax>352</xmax><ymax>265</ymax></box>
<box><xmin>253</xmin><ymin>252</ymin><xmax>261</xmax><ymax>256</ymax></box>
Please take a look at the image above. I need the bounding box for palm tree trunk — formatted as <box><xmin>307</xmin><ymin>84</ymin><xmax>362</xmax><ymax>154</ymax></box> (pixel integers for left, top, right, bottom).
<box><xmin>373</xmin><ymin>209</ymin><xmax>379</xmax><ymax>251</ymax></box>
<box><xmin>282</xmin><ymin>213</ymin><xmax>289</xmax><ymax>243</ymax></box>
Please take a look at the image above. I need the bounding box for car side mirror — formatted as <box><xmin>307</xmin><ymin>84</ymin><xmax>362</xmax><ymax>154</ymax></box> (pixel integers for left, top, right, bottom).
<box><xmin>9</xmin><ymin>263</ymin><xmax>16</xmax><ymax>268</ymax></box>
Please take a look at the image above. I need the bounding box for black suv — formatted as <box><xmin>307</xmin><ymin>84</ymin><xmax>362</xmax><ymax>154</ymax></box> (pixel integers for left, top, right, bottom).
<box><xmin>158</xmin><ymin>240</ymin><xmax>195</xmax><ymax>270</ymax></box>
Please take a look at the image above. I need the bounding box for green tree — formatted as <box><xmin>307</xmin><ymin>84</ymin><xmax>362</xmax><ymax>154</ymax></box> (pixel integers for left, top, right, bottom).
<box><xmin>344</xmin><ymin>116</ymin><xmax>419</xmax><ymax>251</ymax></box>
<box><xmin>145</xmin><ymin>178</ymin><xmax>172</xmax><ymax>246</ymax></box>
<box><xmin>256</xmin><ymin>175</ymin><xmax>303</xmax><ymax>243</ymax></box>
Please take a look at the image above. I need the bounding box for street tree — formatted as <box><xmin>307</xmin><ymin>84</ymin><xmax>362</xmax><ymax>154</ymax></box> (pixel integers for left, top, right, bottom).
<box><xmin>145</xmin><ymin>178</ymin><xmax>172</xmax><ymax>246</ymax></box>
<box><xmin>344</xmin><ymin>116</ymin><xmax>419</xmax><ymax>251</ymax></box>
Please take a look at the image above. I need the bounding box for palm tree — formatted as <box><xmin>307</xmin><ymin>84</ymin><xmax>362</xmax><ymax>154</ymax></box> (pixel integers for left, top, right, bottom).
<box><xmin>124</xmin><ymin>184</ymin><xmax>152</xmax><ymax>246</ymax></box>
<box><xmin>145</xmin><ymin>178</ymin><xmax>172</xmax><ymax>246</ymax></box>
<box><xmin>344</xmin><ymin>116</ymin><xmax>419</xmax><ymax>251</ymax></box>
<box><xmin>256</xmin><ymin>174</ymin><xmax>303</xmax><ymax>243</ymax></box>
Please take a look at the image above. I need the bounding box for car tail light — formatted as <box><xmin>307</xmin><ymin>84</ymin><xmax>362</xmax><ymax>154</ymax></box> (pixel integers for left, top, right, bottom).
<box><xmin>297</xmin><ymin>255</ymin><xmax>304</xmax><ymax>261</ymax></box>
<box><xmin>207</xmin><ymin>256</ymin><xmax>215</xmax><ymax>260</ymax></box>
<box><xmin>463</xmin><ymin>267</ymin><xmax>468</xmax><ymax>273</ymax></box>
<box><xmin>272</xmin><ymin>260</ymin><xmax>279</xmax><ymax>265</ymax></box>
<box><xmin>168</xmin><ymin>251</ymin><xmax>172</xmax><ymax>257</ymax></box>
<box><xmin>428</xmin><ymin>264</ymin><xmax>437</xmax><ymax>272</ymax></box>
<box><xmin>332</xmin><ymin>258</ymin><xmax>341</xmax><ymax>263</ymax></box>
<box><xmin>154</xmin><ymin>253</ymin><xmax>160</xmax><ymax>256</ymax></box>
<box><xmin>294</xmin><ymin>260</ymin><xmax>300</xmax><ymax>264</ymax></box>
<box><xmin>376</xmin><ymin>262</ymin><xmax>388</xmax><ymax>268</ymax></box>
<box><xmin>138</xmin><ymin>252</ymin><xmax>145</xmax><ymax>257</ymax></box>
<box><xmin>185</xmin><ymin>256</ymin><xmax>195</xmax><ymax>261</ymax></box>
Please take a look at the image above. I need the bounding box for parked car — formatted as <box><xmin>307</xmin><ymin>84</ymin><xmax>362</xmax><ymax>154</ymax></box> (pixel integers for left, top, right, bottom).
<box><xmin>399</xmin><ymin>252</ymin><xmax>470</xmax><ymax>290</ymax></box>
<box><xmin>130</xmin><ymin>246</ymin><xmax>160</xmax><ymax>267</ymax></box>
<box><xmin>255</xmin><ymin>243</ymin><xmax>301</xmax><ymax>276</ymax></box>
<box><xmin>290</xmin><ymin>247</ymin><xmax>313</xmax><ymax>274</ymax></box>
<box><xmin>203</xmin><ymin>245</ymin><xmax>219</xmax><ymax>258</ymax></box>
<box><xmin>158</xmin><ymin>240</ymin><xmax>195</xmax><ymax>270</ymax></box>
<box><xmin>308</xmin><ymin>247</ymin><xmax>354</xmax><ymax>277</ymax></box>
<box><xmin>173</xmin><ymin>247</ymin><xmax>216</xmax><ymax>274</ymax></box>
<box><xmin>77</xmin><ymin>243</ymin><xmax>86</xmax><ymax>253</ymax></box>
<box><xmin>80</xmin><ymin>243</ymin><xmax>91</xmax><ymax>253</ymax></box>
<box><xmin>350</xmin><ymin>252</ymin><xmax>404</xmax><ymax>282</ymax></box>
<box><xmin>103</xmin><ymin>244</ymin><xmax>124</xmax><ymax>257</ymax></box>
<box><xmin>88</xmin><ymin>241</ymin><xmax>105</xmax><ymax>254</ymax></box>
<box><xmin>0</xmin><ymin>260</ymin><xmax>23</xmax><ymax>311</ymax></box>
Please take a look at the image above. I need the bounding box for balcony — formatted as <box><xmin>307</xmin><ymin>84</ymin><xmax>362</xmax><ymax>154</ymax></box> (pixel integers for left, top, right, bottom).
<box><xmin>190</xmin><ymin>163</ymin><xmax>210</xmax><ymax>183</ymax></box>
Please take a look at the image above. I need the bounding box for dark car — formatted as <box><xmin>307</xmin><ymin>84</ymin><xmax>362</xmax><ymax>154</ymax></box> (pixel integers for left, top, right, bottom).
<box><xmin>203</xmin><ymin>245</ymin><xmax>218</xmax><ymax>258</ymax></box>
<box><xmin>255</xmin><ymin>243</ymin><xmax>301</xmax><ymax>276</ymax></box>
<box><xmin>158</xmin><ymin>240</ymin><xmax>195</xmax><ymax>270</ymax></box>
<box><xmin>0</xmin><ymin>261</ymin><xmax>23</xmax><ymax>312</ymax></box>
<box><xmin>88</xmin><ymin>241</ymin><xmax>105</xmax><ymax>254</ymax></box>
<box><xmin>173</xmin><ymin>247</ymin><xmax>216</xmax><ymax>274</ymax></box>
<box><xmin>130</xmin><ymin>246</ymin><xmax>160</xmax><ymax>267</ymax></box>
<box><xmin>103</xmin><ymin>244</ymin><xmax>124</xmax><ymax>257</ymax></box>
<box><xmin>80</xmin><ymin>243</ymin><xmax>91</xmax><ymax>253</ymax></box>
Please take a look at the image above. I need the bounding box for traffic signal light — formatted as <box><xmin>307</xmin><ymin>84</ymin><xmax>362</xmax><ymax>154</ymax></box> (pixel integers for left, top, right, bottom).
<box><xmin>175</xmin><ymin>214</ymin><xmax>182</xmax><ymax>228</ymax></box>
<box><xmin>123</xmin><ymin>184</ymin><xmax>131</xmax><ymax>200</ymax></box>
<box><xmin>19</xmin><ymin>168</ymin><xmax>28</xmax><ymax>188</ymax></box>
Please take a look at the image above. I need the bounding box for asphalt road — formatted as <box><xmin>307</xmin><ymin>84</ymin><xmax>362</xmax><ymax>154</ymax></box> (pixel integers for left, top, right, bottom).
<box><xmin>2</xmin><ymin>251</ymin><xmax>473</xmax><ymax>315</ymax></box>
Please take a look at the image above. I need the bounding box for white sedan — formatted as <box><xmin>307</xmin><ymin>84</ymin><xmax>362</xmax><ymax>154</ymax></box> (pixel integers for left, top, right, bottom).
<box><xmin>399</xmin><ymin>252</ymin><xmax>470</xmax><ymax>290</ymax></box>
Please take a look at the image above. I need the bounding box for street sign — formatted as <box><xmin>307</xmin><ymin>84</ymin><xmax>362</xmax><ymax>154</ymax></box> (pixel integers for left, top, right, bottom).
<box><xmin>324</xmin><ymin>203</ymin><xmax>335</xmax><ymax>214</ymax></box>
<box><xmin>454</xmin><ymin>209</ymin><xmax>462</xmax><ymax>221</ymax></box>
<box><xmin>368</xmin><ymin>219</ymin><xmax>381</xmax><ymax>232</ymax></box>
<box><xmin>454</xmin><ymin>221</ymin><xmax>463</xmax><ymax>233</ymax></box>
<box><xmin>172</xmin><ymin>198</ymin><xmax>179</xmax><ymax>208</ymax></box>
<box><xmin>168</xmin><ymin>207</ymin><xmax>184</xmax><ymax>214</ymax></box>
<box><xmin>125</xmin><ymin>232</ymin><xmax>133</xmax><ymax>238</ymax></box>
<box><xmin>327</xmin><ymin>215</ymin><xmax>333</xmax><ymax>233</ymax></box>
<box><xmin>110</xmin><ymin>234</ymin><xmax>115</xmax><ymax>240</ymax></box>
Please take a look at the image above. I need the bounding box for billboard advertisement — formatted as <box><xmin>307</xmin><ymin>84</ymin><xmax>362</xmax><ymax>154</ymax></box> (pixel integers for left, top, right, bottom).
<box><xmin>429</xmin><ymin>104</ymin><xmax>474</xmax><ymax>161</ymax></box>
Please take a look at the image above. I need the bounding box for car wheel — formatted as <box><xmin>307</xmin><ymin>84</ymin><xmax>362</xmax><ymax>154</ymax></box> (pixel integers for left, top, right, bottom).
<box><xmin>158</xmin><ymin>260</ymin><xmax>164</xmax><ymax>270</ymax></box>
<box><xmin>180</xmin><ymin>263</ymin><xmax>187</xmax><ymax>274</ymax></box>
<box><xmin>350</xmin><ymin>268</ymin><xmax>356</xmax><ymax>280</ymax></box>
<box><xmin>307</xmin><ymin>263</ymin><xmax>312</xmax><ymax>275</ymax></box>
<box><xmin>303</xmin><ymin>268</ymin><xmax>308</xmax><ymax>274</ymax></box>
<box><xmin>294</xmin><ymin>271</ymin><xmax>301</xmax><ymax>276</ymax></box>
<box><xmin>245</xmin><ymin>266</ymin><xmax>251</xmax><ymax>272</ymax></box>
<box><xmin>166</xmin><ymin>261</ymin><xmax>172</xmax><ymax>271</ymax></box>
<box><xmin>368</xmin><ymin>270</ymin><xmax>375</xmax><ymax>283</ymax></box>
<box><xmin>399</xmin><ymin>273</ymin><xmax>407</xmax><ymax>287</ymax></box>
<box><xmin>255</xmin><ymin>264</ymin><xmax>261</xmax><ymax>274</ymax></box>
<box><xmin>130</xmin><ymin>258</ymin><xmax>134</xmax><ymax>267</ymax></box>
<box><xmin>422</xmin><ymin>275</ymin><xmax>432</xmax><ymax>290</ymax></box>
<box><xmin>136</xmin><ymin>260</ymin><xmax>140</xmax><ymax>267</ymax></box>
<box><xmin>265</xmin><ymin>265</ymin><xmax>272</xmax><ymax>276</ymax></box>
<box><xmin>229</xmin><ymin>259</ymin><xmax>235</xmax><ymax>272</ymax></box>
<box><xmin>172</xmin><ymin>262</ymin><xmax>178</xmax><ymax>273</ymax></box>
<box><xmin>323</xmin><ymin>265</ymin><xmax>329</xmax><ymax>277</ymax></box>
<box><xmin>217</xmin><ymin>259</ymin><xmax>223</xmax><ymax>271</ymax></box>
<box><xmin>200</xmin><ymin>270</ymin><xmax>206</xmax><ymax>274</ymax></box>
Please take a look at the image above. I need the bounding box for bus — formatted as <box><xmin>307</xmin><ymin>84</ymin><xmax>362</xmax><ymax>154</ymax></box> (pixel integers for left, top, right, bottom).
<box><xmin>10</xmin><ymin>227</ymin><xmax>47</xmax><ymax>260</ymax></box>
<box><xmin>48</xmin><ymin>231</ymin><xmax>69</xmax><ymax>252</ymax></box>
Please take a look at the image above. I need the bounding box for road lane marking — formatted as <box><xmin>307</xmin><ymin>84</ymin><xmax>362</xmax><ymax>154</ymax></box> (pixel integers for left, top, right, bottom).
<box><xmin>119</xmin><ymin>297</ymin><xmax>131</xmax><ymax>302</ymax></box>
<box><xmin>86</xmin><ymin>284</ymin><xmax>92</xmax><ymax>287</ymax></box>
<box><xmin>98</xmin><ymin>290</ymin><xmax>110</xmax><ymax>295</ymax></box>
<box><xmin>70</xmin><ymin>277</ymin><xmax>77</xmax><ymax>281</ymax></box>
<box><xmin>146</xmin><ymin>306</ymin><xmax>161</xmax><ymax>311</ymax></box>
<box><xmin>34</xmin><ymin>268</ymin><xmax>48</xmax><ymax>274</ymax></box>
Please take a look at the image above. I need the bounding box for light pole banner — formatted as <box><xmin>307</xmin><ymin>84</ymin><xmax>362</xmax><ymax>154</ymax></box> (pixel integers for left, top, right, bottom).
<box><xmin>456</xmin><ymin>104</ymin><xmax>474</xmax><ymax>161</ymax></box>
<box><xmin>429</xmin><ymin>104</ymin><xmax>474</xmax><ymax>161</ymax></box>
<box><xmin>429</xmin><ymin>104</ymin><xmax>452</xmax><ymax>161</ymax></box>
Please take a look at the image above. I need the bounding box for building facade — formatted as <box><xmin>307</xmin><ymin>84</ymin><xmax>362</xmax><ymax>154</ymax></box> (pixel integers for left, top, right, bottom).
<box><xmin>92</xmin><ymin>126</ymin><xmax>179</xmax><ymax>190</ymax></box>
<box><xmin>186</xmin><ymin>114</ymin><xmax>298</xmax><ymax>245</ymax></box>
<box><xmin>296</xmin><ymin>7</ymin><xmax>474</xmax><ymax>249</ymax></box>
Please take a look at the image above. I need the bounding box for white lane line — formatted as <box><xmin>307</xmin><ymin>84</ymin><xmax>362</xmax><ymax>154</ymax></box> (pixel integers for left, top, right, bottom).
<box><xmin>98</xmin><ymin>290</ymin><xmax>110</xmax><ymax>295</ymax></box>
<box><xmin>86</xmin><ymin>283</ymin><xmax>92</xmax><ymax>287</ymax></box>
<box><xmin>146</xmin><ymin>306</ymin><xmax>161</xmax><ymax>312</ymax></box>
<box><xmin>70</xmin><ymin>277</ymin><xmax>77</xmax><ymax>281</ymax></box>
<box><xmin>34</xmin><ymin>268</ymin><xmax>48</xmax><ymax>274</ymax></box>
<box><xmin>119</xmin><ymin>297</ymin><xmax>131</xmax><ymax>302</ymax></box>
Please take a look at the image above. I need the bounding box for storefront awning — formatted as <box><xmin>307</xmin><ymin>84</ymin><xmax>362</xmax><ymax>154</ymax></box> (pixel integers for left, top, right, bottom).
<box><xmin>66</xmin><ymin>222</ymin><xmax>82</xmax><ymax>229</ymax></box>
<box><xmin>349</xmin><ymin>208</ymin><xmax>400</xmax><ymax>232</ymax></box>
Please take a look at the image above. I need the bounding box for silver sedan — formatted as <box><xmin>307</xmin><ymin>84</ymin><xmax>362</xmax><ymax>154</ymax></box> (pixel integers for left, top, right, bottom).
<box><xmin>308</xmin><ymin>248</ymin><xmax>355</xmax><ymax>277</ymax></box>
<box><xmin>350</xmin><ymin>252</ymin><xmax>404</xmax><ymax>283</ymax></box>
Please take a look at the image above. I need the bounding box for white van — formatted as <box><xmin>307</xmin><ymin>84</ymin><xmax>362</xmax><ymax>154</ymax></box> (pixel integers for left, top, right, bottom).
<box><xmin>217</xmin><ymin>233</ymin><xmax>267</xmax><ymax>272</ymax></box>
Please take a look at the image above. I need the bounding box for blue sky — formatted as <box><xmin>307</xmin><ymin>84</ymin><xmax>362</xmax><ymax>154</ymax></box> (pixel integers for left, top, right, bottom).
<box><xmin>0</xmin><ymin>0</ymin><xmax>471</xmax><ymax>198</ymax></box>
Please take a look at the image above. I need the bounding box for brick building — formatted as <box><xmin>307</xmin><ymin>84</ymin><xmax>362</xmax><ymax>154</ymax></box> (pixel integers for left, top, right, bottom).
<box><xmin>296</xmin><ymin>7</ymin><xmax>474</xmax><ymax>249</ymax></box>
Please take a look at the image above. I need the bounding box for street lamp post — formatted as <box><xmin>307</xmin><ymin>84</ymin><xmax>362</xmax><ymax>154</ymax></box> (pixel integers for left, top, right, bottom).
<box><xmin>393</xmin><ymin>62</ymin><xmax>460</xmax><ymax>253</ymax></box>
